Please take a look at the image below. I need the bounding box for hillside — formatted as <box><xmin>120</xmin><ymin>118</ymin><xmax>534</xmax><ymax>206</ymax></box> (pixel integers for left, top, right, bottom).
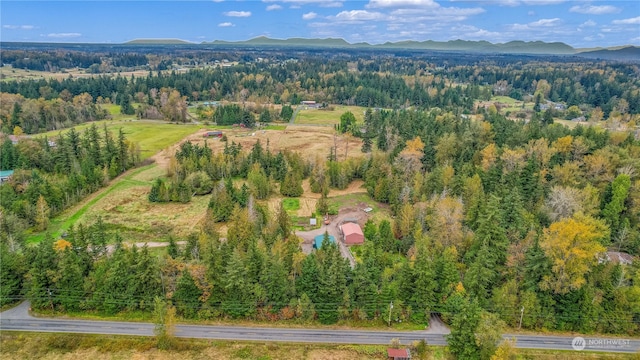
<box><xmin>575</xmin><ymin>46</ymin><xmax>640</xmax><ymax>61</ymax></box>
<box><xmin>202</xmin><ymin>37</ymin><xmax>577</xmax><ymax>54</ymax></box>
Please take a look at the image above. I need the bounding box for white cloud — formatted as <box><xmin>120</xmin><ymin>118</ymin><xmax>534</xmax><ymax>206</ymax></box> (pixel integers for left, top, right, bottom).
<box><xmin>509</xmin><ymin>17</ymin><xmax>561</xmax><ymax>30</ymax></box>
<box><xmin>212</xmin><ymin>0</ymin><xmax>224</xmax><ymax>2</ymax></box>
<box><xmin>583</xmin><ymin>33</ymin><xmax>605</xmax><ymax>41</ymax></box>
<box><xmin>333</xmin><ymin>10</ymin><xmax>386</xmax><ymax>22</ymax></box>
<box><xmin>302</xmin><ymin>12</ymin><xmax>318</xmax><ymax>20</ymax></box>
<box><xmin>612</xmin><ymin>16</ymin><xmax>640</xmax><ymax>25</ymax></box>
<box><xmin>224</xmin><ymin>11</ymin><xmax>251</xmax><ymax>17</ymax></box>
<box><xmin>45</xmin><ymin>33</ymin><xmax>81</xmax><ymax>38</ymax></box>
<box><xmin>262</xmin><ymin>0</ymin><xmax>344</xmax><ymax>8</ymax></box>
<box><xmin>218</xmin><ymin>22</ymin><xmax>234</xmax><ymax>27</ymax></box>
<box><xmin>366</xmin><ymin>0</ymin><xmax>438</xmax><ymax>8</ymax></box>
<box><xmin>569</xmin><ymin>5</ymin><xmax>620</xmax><ymax>15</ymax></box>
<box><xmin>522</xmin><ymin>0</ymin><xmax>565</xmax><ymax>4</ymax></box>
<box><xmin>3</xmin><ymin>24</ymin><xmax>35</xmax><ymax>30</ymax></box>
<box><xmin>390</xmin><ymin>6</ymin><xmax>484</xmax><ymax>17</ymax></box>
<box><xmin>530</xmin><ymin>18</ymin><xmax>561</xmax><ymax>26</ymax></box>
<box><xmin>478</xmin><ymin>0</ymin><xmax>564</xmax><ymax>5</ymax></box>
<box><xmin>579</xmin><ymin>20</ymin><xmax>597</xmax><ymax>28</ymax></box>
<box><xmin>266</xmin><ymin>4</ymin><xmax>282</xmax><ymax>11</ymax></box>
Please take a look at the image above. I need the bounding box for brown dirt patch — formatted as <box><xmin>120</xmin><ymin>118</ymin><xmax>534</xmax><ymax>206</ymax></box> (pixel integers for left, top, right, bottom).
<box><xmin>156</xmin><ymin>126</ymin><xmax>365</xmax><ymax>172</ymax></box>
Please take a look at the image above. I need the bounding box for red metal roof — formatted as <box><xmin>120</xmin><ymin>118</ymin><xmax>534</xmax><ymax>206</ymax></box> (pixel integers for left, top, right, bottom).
<box><xmin>387</xmin><ymin>348</ymin><xmax>409</xmax><ymax>358</ymax></box>
<box><xmin>341</xmin><ymin>222</ymin><xmax>363</xmax><ymax>236</ymax></box>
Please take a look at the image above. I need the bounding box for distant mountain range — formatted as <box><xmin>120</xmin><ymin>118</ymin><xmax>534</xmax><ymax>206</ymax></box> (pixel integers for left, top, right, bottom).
<box><xmin>125</xmin><ymin>37</ymin><xmax>639</xmax><ymax>58</ymax></box>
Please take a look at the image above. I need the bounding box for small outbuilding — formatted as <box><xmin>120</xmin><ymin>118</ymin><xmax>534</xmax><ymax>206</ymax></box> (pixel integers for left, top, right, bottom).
<box><xmin>204</xmin><ymin>131</ymin><xmax>223</xmax><ymax>138</ymax></box>
<box><xmin>341</xmin><ymin>222</ymin><xmax>364</xmax><ymax>245</ymax></box>
<box><xmin>0</xmin><ymin>170</ymin><xmax>14</xmax><ymax>184</ymax></box>
<box><xmin>314</xmin><ymin>234</ymin><xmax>336</xmax><ymax>249</ymax></box>
<box><xmin>387</xmin><ymin>348</ymin><xmax>411</xmax><ymax>360</ymax></box>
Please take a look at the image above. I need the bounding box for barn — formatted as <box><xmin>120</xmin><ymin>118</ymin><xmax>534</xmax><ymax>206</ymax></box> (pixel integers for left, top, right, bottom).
<box><xmin>341</xmin><ymin>222</ymin><xmax>364</xmax><ymax>245</ymax></box>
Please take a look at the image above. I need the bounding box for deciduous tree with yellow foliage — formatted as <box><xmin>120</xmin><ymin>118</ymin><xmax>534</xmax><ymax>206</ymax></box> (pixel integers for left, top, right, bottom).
<box><xmin>540</xmin><ymin>214</ymin><xmax>609</xmax><ymax>295</ymax></box>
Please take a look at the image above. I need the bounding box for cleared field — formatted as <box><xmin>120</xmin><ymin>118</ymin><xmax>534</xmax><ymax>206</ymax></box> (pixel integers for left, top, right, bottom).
<box><xmin>78</xmin><ymin>175</ymin><xmax>211</xmax><ymax>242</ymax></box>
<box><xmin>27</xmin><ymin>164</ymin><xmax>209</xmax><ymax>244</ymax></box>
<box><xmin>295</xmin><ymin>105</ymin><xmax>366</xmax><ymax>125</ymax></box>
<box><xmin>0</xmin><ymin>65</ymin><xmax>159</xmax><ymax>82</ymax></box>
<box><xmin>29</xmin><ymin>125</ymin><xmax>365</xmax><ymax>244</ymax></box>
<box><xmin>171</xmin><ymin>125</ymin><xmax>364</xmax><ymax>165</ymax></box>
<box><xmin>38</xmin><ymin>120</ymin><xmax>202</xmax><ymax>159</ymax></box>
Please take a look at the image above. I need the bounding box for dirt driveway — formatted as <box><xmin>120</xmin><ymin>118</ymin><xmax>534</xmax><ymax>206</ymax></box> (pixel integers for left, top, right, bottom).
<box><xmin>296</xmin><ymin>207</ymin><xmax>370</xmax><ymax>268</ymax></box>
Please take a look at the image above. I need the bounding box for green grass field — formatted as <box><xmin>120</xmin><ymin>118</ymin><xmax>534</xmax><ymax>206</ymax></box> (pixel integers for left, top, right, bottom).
<box><xmin>38</xmin><ymin>119</ymin><xmax>202</xmax><ymax>159</ymax></box>
<box><xmin>282</xmin><ymin>198</ymin><xmax>300</xmax><ymax>211</ymax></box>
<box><xmin>26</xmin><ymin>164</ymin><xmax>213</xmax><ymax>245</ymax></box>
<box><xmin>295</xmin><ymin>105</ymin><xmax>366</xmax><ymax>125</ymax></box>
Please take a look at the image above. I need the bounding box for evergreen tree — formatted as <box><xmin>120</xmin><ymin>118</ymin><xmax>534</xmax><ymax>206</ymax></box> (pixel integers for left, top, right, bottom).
<box><xmin>447</xmin><ymin>296</ymin><xmax>482</xmax><ymax>360</ymax></box>
<box><xmin>296</xmin><ymin>253</ymin><xmax>320</xmax><ymax>301</ymax></box>
<box><xmin>280</xmin><ymin>171</ymin><xmax>303</xmax><ymax>197</ymax></box>
<box><xmin>173</xmin><ymin>269</ymin><xmax>203</xmax><ymax>318</ymax></box>
<box><xmin>0</xmin><ymin>243</ymin><xmax>25</xmax><ymax>306</ymax></box>
<box><xmin>167</xmin><ymin>236</ymin><xmax>180</xmax><ymax>259</ymax></box>
<box><xmin>55</xmin><ymin>247</ymin><xmax>84</xmax><ymax>311</ymax></box>
<box><xmin>261</xmin><ymin>256</ymin><xmax>290</xmax><ymax>311</ymax></box>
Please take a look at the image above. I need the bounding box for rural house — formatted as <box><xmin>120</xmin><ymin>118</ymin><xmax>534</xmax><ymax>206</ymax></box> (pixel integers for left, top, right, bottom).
<box><xmin>341</xmin><ymin>222</ymin><xmax>364</xmax><ymax>245</ymax></box>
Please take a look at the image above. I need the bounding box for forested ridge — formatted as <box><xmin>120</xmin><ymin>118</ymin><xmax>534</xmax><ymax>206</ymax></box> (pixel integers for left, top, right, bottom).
<box><xmin>1</xmin><ymin>51</ymin><xmax>640</xmax><ymax>359</ymax></box>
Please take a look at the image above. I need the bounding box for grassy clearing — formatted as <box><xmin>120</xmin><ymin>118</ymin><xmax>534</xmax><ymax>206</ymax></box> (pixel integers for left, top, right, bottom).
<box><xmin>295</xmin><ymin>105</ymin><xmax>366</xmax><ymax>125</ymax></box>
<box><xmin>491</xmin><ymin>95</ymin><xmax>520</xmax><ymax>104</ymax></box>
<box><xmin>328</xmin><ymin>192</ymin><xmax>392</xmax><ymax>226</ymax></box>
<box><xmin>282</xmin><ymin>198</ymin><xmax>301</xmax><ymax>211</ymax></box>
<box><xmin>265</xmin><ymin>124</ymin><xmax>287</xmax><ymax>131</ymax></box>
<box><xmin>1</xmin><ymin>332</ymin><xmax>634</xmax><ymax>360</ymax></box>
<box><xmin>38</xmin><ymin>120</ymin><xmax>202</xmax><ymax>159</ymax></box>
<box><xmin>26</xmin><ymin>164</ymin><xmax>156</xmax><ymax>244</ymax></box>
<box><xmin>50</xmin><ymin>164</ymin><xmax>209</xmax><ymax>243</ymax></box>
<box><xmin>102</xmin><ymin>104</ymin><xmax>121</xmax><ymax>115</ymax></box>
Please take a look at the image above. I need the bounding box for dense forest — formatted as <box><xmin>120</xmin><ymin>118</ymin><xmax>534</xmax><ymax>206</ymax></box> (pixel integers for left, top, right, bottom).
<box><xmin>1</xmin><ymin>49</ymin><xmax>640</xmax><ymax>359</ymax></box>
<box><xmin>1</xmin><ymin>51</ymin><xmax>639</xmax><ymax>136</ymax></box>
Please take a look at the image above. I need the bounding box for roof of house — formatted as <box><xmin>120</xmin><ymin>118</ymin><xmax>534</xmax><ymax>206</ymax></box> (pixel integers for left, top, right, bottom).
<box><xmin>314</xmin><ymin>234</ymin><xmax>336</xmax><ymax>249</ymax></box>
<box><xmin>606</xmin><ymin>251</ymin><xmax>634</xmax><ymax>265</ymax></box>
<box><xmin>0</xmin><ymin>170</ymin><xmax>14</xmax><ymax>178</ymax></box>
<box><xmin>387</xmin><ymin>348</ymin><xmax>410</xmax><ymax>358</ymax></box>
<box><xmin>341</xmin><ymin>222</ymin><xmax>363</xmax><ymax>236</ymax></box>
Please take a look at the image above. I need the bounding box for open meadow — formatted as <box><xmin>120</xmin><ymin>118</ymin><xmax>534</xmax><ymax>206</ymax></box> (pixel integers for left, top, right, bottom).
<box><xmin>38</xmin><ymin>119</ymin><xmax>202</xmax><ymax>160</ymax></box>
<box><xmin>295</xmin><ymin>105</ymin><xmax>366</xmax><ymax>125</ymax></box>
<box><xmin>0</xmin><ymin>65</ymin><xmax>173</xmax><ymax>82</ymax></box>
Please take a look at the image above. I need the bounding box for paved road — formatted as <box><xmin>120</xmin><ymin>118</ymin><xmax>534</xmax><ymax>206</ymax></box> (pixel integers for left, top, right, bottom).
<box><xmin>1</xmin><ymin>302</ymin><xmax>638</xmax><ymax>353</ymax></box>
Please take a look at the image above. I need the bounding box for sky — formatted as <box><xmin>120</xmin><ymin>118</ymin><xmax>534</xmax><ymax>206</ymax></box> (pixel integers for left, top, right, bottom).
<box><xmin>1</xmin><ymin>1</ymin><xmax>639</xmax><ymax>48</ymax></box>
